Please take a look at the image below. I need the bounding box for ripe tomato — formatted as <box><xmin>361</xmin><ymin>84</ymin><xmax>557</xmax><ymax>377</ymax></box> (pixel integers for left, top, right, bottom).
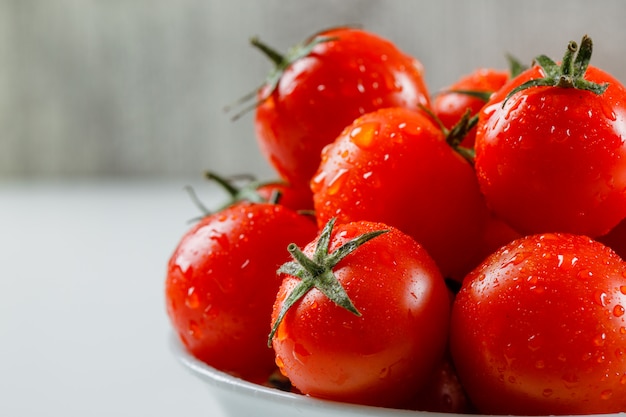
<box><xmin>475</xmin><ymin>36</ymin><xmax>626</xmax><ymax>237</ymax></box>
<box><xmin>311</xmin><ymin>107</ymin><xmax>488</xmax><ymax>280</ymax></box>
<box><xmin>433</xmin><ymin>67</ymin><xmax>510</xmax><ymax>148</ymax></box>
<box><xmin>451</xmin><ymin>233</ymin><xmax>626</xmax><ymax>415</ymax></box>
<box><xmin>253</xmin><ymin>27</ymin><xmax>431</xmax><ymax>196</ymax></box>
<box><xmin>165</xmin><ymin>202</ymin><xmax>317</xmax><ymax>383</ymax></box>
<box><xmin>270</xmin><ymin>220</ymin><xmax>450</xmax><ymax>408</ymax></box>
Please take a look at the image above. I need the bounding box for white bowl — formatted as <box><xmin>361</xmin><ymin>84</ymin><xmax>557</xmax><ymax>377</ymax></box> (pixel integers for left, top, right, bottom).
<box><xmin>170</xmin><ymin>334</ymin><xmax>625</xmax><ymax>417</ymax></box>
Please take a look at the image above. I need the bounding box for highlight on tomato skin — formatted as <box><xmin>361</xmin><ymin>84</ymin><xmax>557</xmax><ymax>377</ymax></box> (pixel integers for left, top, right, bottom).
<box><xmin>269</xmin><ymin>220</ymin><xmax>451</xmax><ymax>409</ymax></box>
<box><xmin>450</xmin><ymin>232</ymin><xmax>626</xmax><ymax>415</ymax></box>
<box><xmin>164</xmin><ymin>201</ymin><xmax>318</xmax><ymax>383</ymax></box>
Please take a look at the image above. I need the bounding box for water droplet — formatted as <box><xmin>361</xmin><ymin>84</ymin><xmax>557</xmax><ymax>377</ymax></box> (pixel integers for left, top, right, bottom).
<box><xmin>614</xmin><ymin>305</ymin><xmax>625</xmax><ymax>317</ymax></box>
<box><xmin>379</xmin><ymin>367</ymin><xmax>390</xmax><ymax>379</ymax></box>
<box><xmin>593</xmin><ymin>290</ymin><xmax>608</xmax><ymax>307</ymax></box>
<box><xmin>562</xmin><ymin>371</ymin><xmax>579</xmax><ymax>387</ymax></box>
<box><xmin>600</xmin><ymin>389</ymin><xmax>613</xmax><ymax>400</ymax></box>
<box><xmin>508</xmin><ymin>376</ymin><xmax>516</xmax><ymax>384</ymax></box>
<box><xmin>593</xmin><ymin>333</ymin><xmax>607</xmax><ymax>347</ymax></box>
<box><xmin>327</xmin><ymin>169</ymin><xmax>349</xmax><ymax>196</ymax></box>
<box><xmin>188</xmin><ymin>320</ymin><xmax>202</xmax><ymax>339</ymax></box>
<box><xmin>535</xmin><ymin>360</ymin><xmax>545</xmax><ymax>369</ymax></box>
<box><xmin>578</xmin><ymin>269</ymin><xmax>594</xmax><ymax>280</ymax></box>
<box><xmin>620</xmin><ymin>285</ymin><xmax>626</xmax><ymax>295</ymax></box>
<box><xmin>527</xmin><ymin>334</ymin><xmax>543</xmax><ymax>352</ymax></box>
<box><xmin>185</xmin><ymin>287</ymin><xmax>200</xmax><ymax>309</ymax></box>
<box><xmin>276</xmin><ymin>322</ymin><xmax>288</xmax><ymax>342</ymax></box>
<box><xmin>349</xmin><ymin>122</ymin><xmax>380</xmax><ymax>149</ymax></box>
<box><xmin>620</xmin><ymin>374</ymin><xmax>626</xmax><ymax>385</ymax></box>
<box><xmin>543</xmin><ymin>388</ymin><xmax>554</xmax><ymax>397</ymax></box>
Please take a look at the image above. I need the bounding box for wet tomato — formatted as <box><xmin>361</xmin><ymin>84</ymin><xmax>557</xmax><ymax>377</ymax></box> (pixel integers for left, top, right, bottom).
<box><xmin>165</xmin><ymin>202</ymin><xmax>317</xmax><ymax>383</ymax></box>
<box><xmin>475</xmin><ymin>36</ymin><xmax>626</xmax><ymax>237</ymax></box>
<box><xmin>311</xmin><ymin>107</ymin><xmax>488</xmax><ymax>280</ymax></box>
<box><xmin>252</xmin><ymin>27</ymin><xmax>431</xmax><ymax>196</ymax></box>
<box><xmin>269</xmin><ymin>219</ymin><xmax>450</xmax><ymax>408</ymax></box>
<box><xmin>451</xmin><ymin>233</ymin><xmax>626</xmax><ymax>415</ymax></box>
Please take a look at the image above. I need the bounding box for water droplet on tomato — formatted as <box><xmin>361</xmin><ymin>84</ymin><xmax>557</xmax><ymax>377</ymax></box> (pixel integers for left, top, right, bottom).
<box><xmin>350</xmin><ymin>122</ymin><xmax>380</xmax><ymax>149</ymax></box>
<box><xmin>276</xmin><ymin>322</ymin><xmax>288</xmax><ymax>342</ymax></box>
<box><xmin>614</xmin><ymin>304</ymin><xmax>625</xmax><ymax>317</ymax></box>
<box><xmin>620</xmin><ymin>285</ymin><xmax>626</xmax><ymax>295</ymax></box>
<box><xmin>379</xmin><ymin>367</ymin><xmax>390</xmax><ymax>379</ymax></box>
<box><xmin>527</xmin><ymin>334</ymin><xmax>543</xmax><ymax>352</ymax></box>
<box><xmin>188</xmin><ymin>320</ymin><xmax>202</xmax><ymax>339</ymax></box>
<box><xmin>185</xmin><ymin>287</ymin><xmax>200</xmax><ymax>309</ymax></box>
<box><xmin>620</xmin><ymin>374</ymin><xmax>626</xmax><ymax>385</ymax></box>
<box><xmin>535</xmin><ymin>360</ymin><xmax>545</xmax><ymax>369</ymax></box>
<box><xmin>593</xmin><ymin>290</ymin><xmax>609</xmax><ymax>307</ymax></box>
<box><xmin>600</xmin><ymin>389</ymin><xmax>613</xmax><ymax>400</ymax></box>
<box><xmin>542</xmin><ymin>388</ymin><xmax>554</xmax><ymax>398</ymax></box>
<box><xmin>593</xmin><ymin>332</ymin><xmax>607</xmax><ymax>347</ymax></box>
<box><xmin>327</xmin><ymin>169</ymin><xmax>349</xmax><ymax>196</ymax></box>
<box><xmin>578</xmin><ymin>269</ymin><xmax>594</xmax><ymax>280</ymax></box>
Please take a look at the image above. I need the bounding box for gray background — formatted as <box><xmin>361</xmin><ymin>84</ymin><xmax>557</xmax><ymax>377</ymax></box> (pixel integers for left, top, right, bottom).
<box><xmin>2</xmin><ymin>0</ymin><xmax>625</xmax><ymax>181</ymax></box>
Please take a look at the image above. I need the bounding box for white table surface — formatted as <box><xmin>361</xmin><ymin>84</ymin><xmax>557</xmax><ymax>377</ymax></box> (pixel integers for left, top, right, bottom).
<box><xmin>0</xmin><ymin>179</ymin><xmax>228</xmax><ymax>416</ymax></box>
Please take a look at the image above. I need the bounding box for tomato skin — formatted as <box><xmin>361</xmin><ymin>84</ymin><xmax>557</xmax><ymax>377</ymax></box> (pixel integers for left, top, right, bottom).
<box><xmin>475</xmin><ymin>64</ymin><xmax>626</xmax><ymax>237</ymax></box>
<box><xmin>255</xmin><ymin>27</ymin><xmax>430</xmax><ymax>194</ymax></box>
<box><xmin>451</xmin><ymin>233</ymin><xmax>626</xmax><ymax>415</ymax></box>
<box><xmin>271</xmin><ymin>221</ymin><xmax>450</xmax><ymax>408</ymax></box>
<box><xmin>311</xmin><ymin>107</ymin><xmax>488</xmax><ymax>280</ymax></box>
<box><xmin>433</xmin><ymin>68</ymin><xmax>509</xmax><ymax>148</ymax></box>
<box><xmin>165</xmin><ymin>202</ymin><xmax>317</xmax><ymax>382</ymax></box>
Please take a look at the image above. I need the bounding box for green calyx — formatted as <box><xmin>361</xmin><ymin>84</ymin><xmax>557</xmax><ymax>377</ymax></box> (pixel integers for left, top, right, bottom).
<box><xmin>225</xmin><ymin>34</ymin><xmax>336</xmax><ymax>121</ymax></box>
<box><xmin>267</xmin><ymin>218</ymin><xmax>388</xmax><ymax>347</ymax></box>
<box><xmin>502</xmin><ymin>35</ymin><xmax>608</xmax><ymax>107</ymax></box>
<box><xmin>185</xmin><ymin>171</ymin><xmax>284</xmax><ymax>221</ymax></box>
<box><xmin>419</xmin><ymin>105</ymin><xmax>477</xmax><ymax>165</ymax></box>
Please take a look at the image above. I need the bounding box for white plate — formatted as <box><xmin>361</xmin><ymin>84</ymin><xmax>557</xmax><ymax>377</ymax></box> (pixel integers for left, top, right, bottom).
<box><xmin>170</xmin><ymin>334</ymin><xmax>626</xmax><ymax>417</ymax></box>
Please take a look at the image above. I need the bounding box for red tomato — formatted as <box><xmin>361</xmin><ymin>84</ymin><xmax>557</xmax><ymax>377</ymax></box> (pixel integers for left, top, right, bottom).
<box><xmin>270</xmin><ymin>220</ymin><xmax>450</xmax><ymax>408</ymax></box>
<box><xmin>475</xmin><ymin>36</ymin><xmax>626</xmax><ymax>237</ymax></box>
<box><xmin>433</xmin><ymin>68</ymin><xmax>510</xmax><ymax>148</ymax></box>
<box><xmin>451</xmin><ymin>233</ymin><xmax>626</xmax><ymax>415</ymax></box>
<box><xmin>253</xmin><ymin>27</ymin><xmax>431</xmax><ymax>195</ymax></box>
<box><xmin>311</xmin><ymin>107</ymin><xmax>489</xmax><ymax>280</ymax></box>
<box><xmin>165</xmin><ymin>202</ymin><xmax>317</xmax><ymax>383</ymax></box>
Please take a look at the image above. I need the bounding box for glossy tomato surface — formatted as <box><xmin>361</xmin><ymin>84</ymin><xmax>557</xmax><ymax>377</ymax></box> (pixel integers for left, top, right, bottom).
<box><xmin>165</xmin><ymin>202</ymin><xmax>317</xmax><ymax>383</ymax></box>
<box><xmin>255</xmin><ymin>27</ymin><xmax>430</xmax><ymax>194</ymax></box>
<box><xmin>451</xmin><ymin>233</ymin><xmax>626</xmax><ymax>415</ymax></box>
<box><xmin>312</xmin><ymin>107</ymin><xmax>488</xmax><ymax>280</ymax></box>
<box><xmin>475</xmin><ymin>64</ymin><xmax>626</xmax><ymax>237</ymax></box>
<box><xmin>271</xmin><ymin>221</ymin><xmax>451</xmax><ymax>408</ymax></box>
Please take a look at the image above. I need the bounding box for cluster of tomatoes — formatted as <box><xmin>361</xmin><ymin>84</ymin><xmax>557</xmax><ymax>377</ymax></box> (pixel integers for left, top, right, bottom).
<box><xmin>165</xmin><ymin>27</ymin><xmax>626</xmax><ymax>415</ymax></box>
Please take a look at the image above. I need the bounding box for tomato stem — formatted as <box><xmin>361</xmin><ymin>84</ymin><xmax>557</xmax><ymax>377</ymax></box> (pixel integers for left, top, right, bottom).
<box><xmin>225</xmin><ymin>33</ymin><xmax>337</xmax><ymax>121</ymax></box>
<box><xmin>268</xmin><ymin>218</ymin><xmax>388</xmax><ymax>347</ymax></box>
<box><xmin>502</xmin><ymin>35</ymin><xmax>608</xmax><ymax>107</ymax></box>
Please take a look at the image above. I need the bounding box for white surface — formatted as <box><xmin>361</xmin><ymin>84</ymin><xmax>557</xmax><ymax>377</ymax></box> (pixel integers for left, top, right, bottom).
<box><xmin>0</xmin><ymin>179</ymin><xmax>227</xmax><ymax>417</ymax></box>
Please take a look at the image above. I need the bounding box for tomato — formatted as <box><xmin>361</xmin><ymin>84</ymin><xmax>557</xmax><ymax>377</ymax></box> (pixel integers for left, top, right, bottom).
<box><xmin>252</xmin><ymin>27</ymin><xmax>431</xmax><ymax>196</ymax></box>
<box><xmin>475</xmin><ymin>36</ymin><xmax>626</xmax><ymax>237</ymax></box>
<box><xmin>599</xmin><ymin>218</ymin><xmax>626</xmax><ymax>260</ymax></box>
<box><xmin>433</xmin><ymin>68</ymin><xmax>510</xmax><ymax>148</ymax></box>
<box><xmin>269</xmin><ymin>219</ymin><xmax>450</xmax><ymax>408</ymax></box>
<box><xmin>311</xmin><ymin>107</ymin><xmax>489</xmax><ymax>280</ymax></box>
<box><xmin>165</xmin><ymin>202</ymin><xmax>317</xmax><ymax>383</ymax></box>
<box><xmin>451</xmin><ymin>233</ymin><xmax>626</xmax><ymax>415</ymax></box>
